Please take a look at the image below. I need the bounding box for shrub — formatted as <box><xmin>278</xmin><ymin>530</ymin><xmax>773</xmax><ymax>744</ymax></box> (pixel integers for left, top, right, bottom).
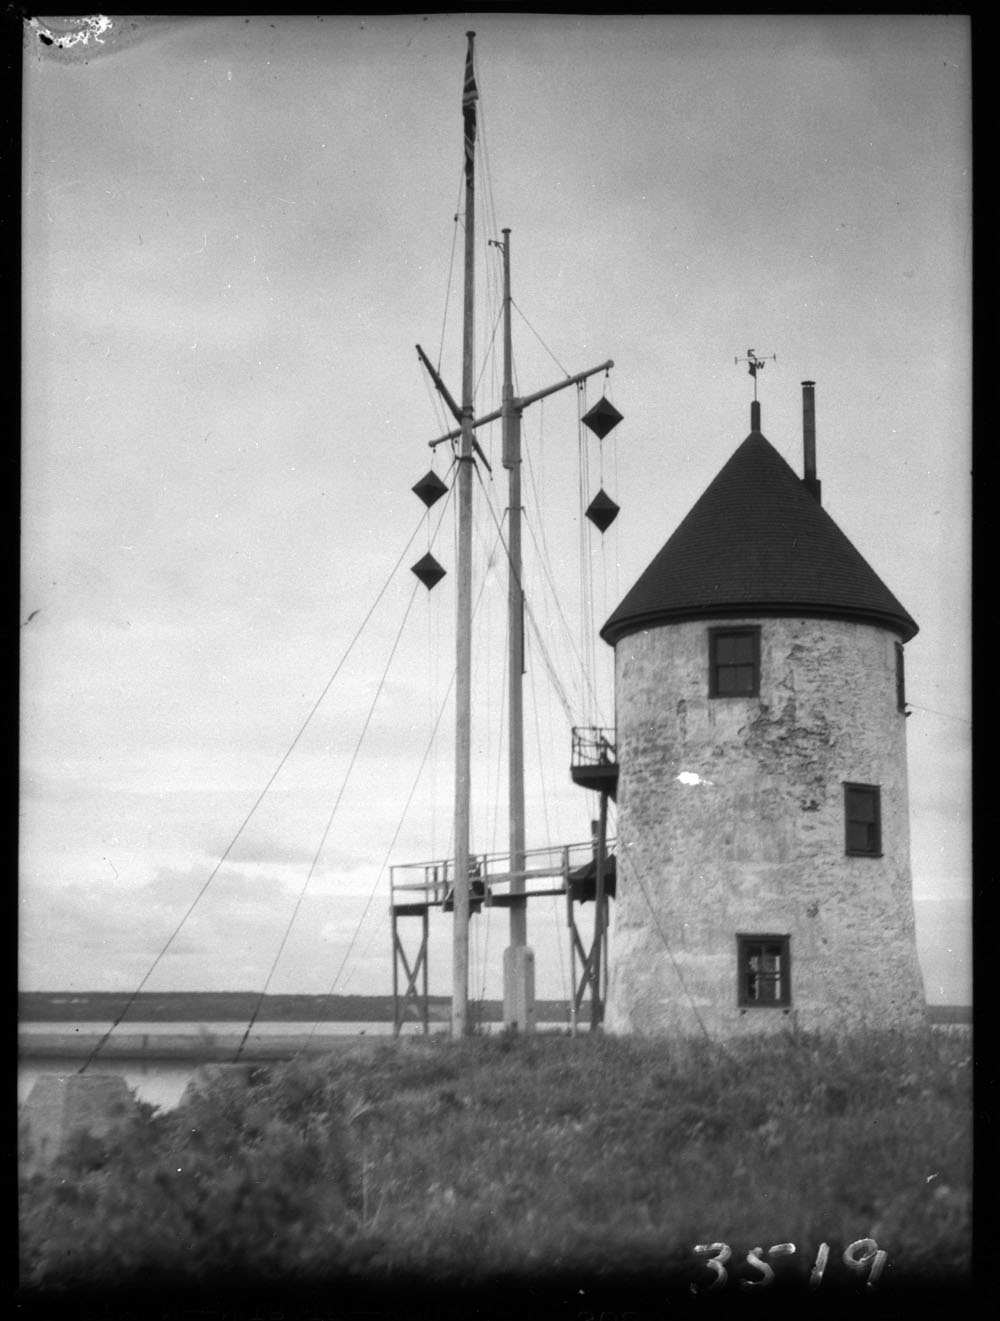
<box><xmin>19</xmin><ymin>1030</ymin><xmax>972</xmax><ymax>1299</ymax></box>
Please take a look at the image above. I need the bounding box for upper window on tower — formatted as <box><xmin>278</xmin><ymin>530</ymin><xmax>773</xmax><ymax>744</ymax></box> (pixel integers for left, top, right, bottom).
<box><xmin>709</xmin><ymin>627</ymin><xmax>760</xmax><ymax>697</ymax></box>
<box><xmin>844</xmin><ymin>783</ymin><xmax>882</xmax><ymax>856</ymax></box>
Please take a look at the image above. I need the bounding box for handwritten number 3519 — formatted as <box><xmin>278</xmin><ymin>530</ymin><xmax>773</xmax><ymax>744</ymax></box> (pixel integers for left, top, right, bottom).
<box><xmin>691</xmin><ymin>1239</ymin><xmax>888</xmax><ymax>1292</ymax></box>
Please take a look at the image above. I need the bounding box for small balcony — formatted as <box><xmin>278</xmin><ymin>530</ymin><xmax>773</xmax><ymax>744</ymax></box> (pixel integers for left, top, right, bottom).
<box><xmin>570</xmin><ymin>726</ymin><xmax>618</xmax><ymax>800</ymax></box>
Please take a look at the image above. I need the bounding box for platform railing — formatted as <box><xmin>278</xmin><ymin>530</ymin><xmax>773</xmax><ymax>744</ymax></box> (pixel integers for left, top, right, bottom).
<box><xmin>390</xmin><ymin>838</ymin><xmax>615</xmax><ymax>911</ymax></box>
<box><xmin>571</xmin><ymin>725</ymin><xmax>617</xmax><ymax>770</ymax></box>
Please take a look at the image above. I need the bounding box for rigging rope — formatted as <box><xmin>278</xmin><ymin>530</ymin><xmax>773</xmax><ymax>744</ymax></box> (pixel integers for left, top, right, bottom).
<box><xmin>436</xmin><ymin>198</ymin><xmax>462</xmax><ymax>373</ymax></box>
<box><xmin>907</xmin><ymin>702</ymin><xmax>971</xmax><ymax>725</ymax></box>
<box><xmin>479</xmin><ymin>901</ymin><xmax>493</xmax><ymax>1006</ymax></box>
<box><xmin>427</xmin><ymin>554</ymin><xmax>439</xmax><ymax>858</ymax></box>
<box><xmin>490</xmin><ymin>576</ymin><xmax>508</xmax><ymax>856</ymax></box>
<box><xmin>599</xmin><ymin>435</ymin><xmax>610</xmax><ymax>691</ymax></box>
<box><xmin>522</xmin><ymin>405</ymin><xmax>591</xmax><ymax>719</ymax></box>
<box><xmin>473</xmin><ymin>454</ymin><xmax>603</xmax><ymax>1018</ymax></box>
<box><xmin>475</xmin><ymin>73</ymin><xmax>501</xmax><ymax>266</ymax></box>
<box><xmin>523</xmin><ymin>511</ymin><xmax>602</xmax><ymax>724</ymax></box>
<box><xmin>614</xmin><ymin>840</ymin><xmax>717</xmax><ymax>1047</ymax></box>
<box><xmin>523</xmin><ymin>599</ymin><xmax>577</xmax><ymax>730</ymax></box>
<box><xmin>607</xmin><ymin>393</ymin><xmax>615</xmax><ymax>602</ymax></box>
<box><xmin>577</xmin><ymin>381</ymin><xmax>598</xmax><ymax>728</ymax></box>
<box><xmin>473</xmin><ymin>460</ymin><xmax>582</xmax><ymax>733</ymax></box>
<box><xmin>430</xmin><ymin>511</ymin><xmax>507</xmax><ymax>869</ymax></box>
<box><xmin>528</xmin><ymin>648</ymin><xmax>571</xmax><ymax>1008</ymax></box>
<box><xmin>521</xmin><ymin>396</ymin><xmax>611</xmax><ymax>729</ymax></box>
<box><xmin>235</xmin><ymin>577</ymin><xmax>422</xmax><ymax>1061</ymax></box>
<box><xmin>232</xmin><ymin>479</ymin><xmax>458</xmax><ymax>1054</ymax></box>
<box><xmin>479</xmin><ymin>538</ymin><xmax>509</xmax><ymax>1006</ymax></box>
<box><xmin>523</xmin><ymin>405</ymin><xmax>552</xmax><ymax>564</ymax></box>
<box><xmin>511</xmin><ymin>298</ymin><xmax>570</xmax><ymax>378</ymax></box>
<box><xmin>475</xmin><ymin>302</ymin><xmax>505</xmax><ymax>401</ymax></box>
<box><xmin>77</xmin><ymin>502</ymin><xmax>439</xmax><ymax>1075</ymax></box>
<box><xmin>297</xmin><ymin>518</ymin><xmax>506</xmax><ymax>1026</ymax></box>
<box><xmin>597</xmin><ymin>373</ymin><xmax>621</xmax><ymax>655</ymax></box>
<box><xmin>304</xmin><ymin>650</ymin><xmax>458</xmax><ymax>1024</ymax></box>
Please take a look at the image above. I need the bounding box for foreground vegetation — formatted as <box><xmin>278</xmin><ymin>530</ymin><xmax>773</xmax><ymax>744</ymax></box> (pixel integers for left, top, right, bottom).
<box><xmin>19</xmin><ymin>1030</ymin><xmax>972</xmax><ymax>1311</ymax></box>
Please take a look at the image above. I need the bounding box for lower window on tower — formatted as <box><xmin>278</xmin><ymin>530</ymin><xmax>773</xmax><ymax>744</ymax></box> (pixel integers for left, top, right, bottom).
<box><xmin>737</xmin><ymin>934</ymin><xmax>791</xmax><ymax>1007</ymax></box>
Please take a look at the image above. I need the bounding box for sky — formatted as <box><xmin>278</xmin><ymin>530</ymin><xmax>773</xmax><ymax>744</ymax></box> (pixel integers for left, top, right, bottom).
<box><xmin>20</xmin><ymin>14</ymin><xmax>970</xmax><ymax>1008</ymax></box>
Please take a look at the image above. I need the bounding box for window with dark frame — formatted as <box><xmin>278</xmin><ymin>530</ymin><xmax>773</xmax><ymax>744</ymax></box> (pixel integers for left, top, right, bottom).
<box><xmin>709</xmin><ymin>627</ymin><xmax>760</xmax><ymax>697</ymax></box>
<box><xmin>895</xmin><ymin>642</ymin><xmax>906</xmax><ymax>713</ymax></box>
<box><xmin>844</xmin><ymin>782</ymin><xmax>882</xmax><ymax>856</ymax></box>
<box><xmin>737</xmin><ymin>934</ymin><xmax>790</xmax><ymax>1007</ymax></box>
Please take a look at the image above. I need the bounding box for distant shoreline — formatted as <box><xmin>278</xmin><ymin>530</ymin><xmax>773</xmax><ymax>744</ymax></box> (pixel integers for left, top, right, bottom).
<box><xmin>18</xmin><ymin>1030</ymin><xmax>398</xmax><ymax>1061</ymax></box>
<box><xmin>19</xmin><ymin>991</ymin><xmax>969</xmax><ymax>1026</ymax></box>
<box><xmin>17</xmin><ymin>990</ymin><xmax>570</xmax><ymax>1025</ymax></box>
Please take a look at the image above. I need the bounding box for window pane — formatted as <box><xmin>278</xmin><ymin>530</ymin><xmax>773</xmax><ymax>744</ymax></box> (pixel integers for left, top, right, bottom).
<box><xmin>845</xmin><ymin>784</ymin><xmax>880</xmax><ymax>854</ymax></box>
<box><xmin>847</xmin><ymin>821</ymin><xmax>873</xmax><ymax>853</ymax></box>
<box><xmin>846</xmin><ymin>788</ymin><xmax>876</xmax><ymax>822</ymax></box>
<box><xmin>717</xmin><ymin>663</ymin><xmax>755</xmax><ymax>694</ymax></box>
<box><xmin>732</xmin><ymin>664</ymin><xmax>755</xmax><ymax>692</ymax></box>
<box><xmin>740</xmin><ymin>937</ymin><xmax>789</xmax><ymax>1006</ymax></box>
<box><xmin>760</xmin><ymin>976</ymin><xmax>779</xmax><ymax>1002</ymax></box>
<box><xmin>711</xmin><ymin>630</ymin><xmax>758</xmax><ymax>698</ymax></box>
<box><xmin>716</xmin><ymin>633</ymin><xmax>754</xmax><ymax>664</ymax></box>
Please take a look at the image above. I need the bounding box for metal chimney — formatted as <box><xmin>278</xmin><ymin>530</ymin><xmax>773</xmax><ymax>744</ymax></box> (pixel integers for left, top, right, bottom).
<box><xmin>802</xmin><ymin>381</ymin><xmax>822</xmax><ymax>504</ymax></box>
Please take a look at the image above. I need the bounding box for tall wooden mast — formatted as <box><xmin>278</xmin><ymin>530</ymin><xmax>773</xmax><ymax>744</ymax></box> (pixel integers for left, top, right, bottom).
<box><xmin>500</xmin><ymin>229</ymin><xmax>530</xmax><ymax>1028</ymax></box>
<box><xmin>451</xmin><ymin>30</ymin><xmax>478</xmax><ymax>1038</ymax></box>
<box><xmin>421</xmin><ymin>35</ymin><xmax>616</xmax><ymax>1037</ymax></box>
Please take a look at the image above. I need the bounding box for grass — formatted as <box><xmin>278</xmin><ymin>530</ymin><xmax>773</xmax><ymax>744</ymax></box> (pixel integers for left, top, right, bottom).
<box><xmin>18</xmin><ymin>1029</ymin><xmax>972</xmax><ymax>1314</ymax></box>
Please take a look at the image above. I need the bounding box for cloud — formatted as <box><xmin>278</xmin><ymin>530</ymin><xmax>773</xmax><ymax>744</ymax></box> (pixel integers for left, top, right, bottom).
<box><xmin>19</xmin><ymin>862</ymin><xmax>393</xmax><ymax>995</ymax></box>
<box><xmin>21</xmin><ymin>15</ymin><xmax>970</xmax><ymax>1004</ymax></box>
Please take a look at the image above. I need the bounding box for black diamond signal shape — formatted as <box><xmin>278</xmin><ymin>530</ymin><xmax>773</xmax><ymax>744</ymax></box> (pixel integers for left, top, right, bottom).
<box><xmin>581</xmin><ymin>396</ymin><xmax>623</xmax><ymax>440</ymax></box>
<box><xmin>412</xmin><ymin>469</ymin><xmax>448</xmax><ymax>508</ymax></box>
<box><xmin>586</xmin><ymin>488</ymin><xmax>620</xmax><ymax>533</ymax></box>
<box><xmin>412</xmin><ymin>552</ymin><xmax>447</xmax><ymax>590</ymax></box>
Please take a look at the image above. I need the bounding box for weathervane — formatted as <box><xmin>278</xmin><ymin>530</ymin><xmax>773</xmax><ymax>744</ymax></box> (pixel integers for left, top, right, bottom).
<box><xmin>735</xmin><ymin>348</ymin><xmax>776</xmax><ymax>401</ymax></box>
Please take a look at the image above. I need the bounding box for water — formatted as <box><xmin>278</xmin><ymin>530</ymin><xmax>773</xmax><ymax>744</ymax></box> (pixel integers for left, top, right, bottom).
<box><xmin>21</xmin><ymin>1020</ymin><xmax>409</xmax><ymax>1037</ymax></box>
<box><xmin>18</xmin><ymin>1021</ymin><xmax>438</xmax><ymax>1112</ymax></box>
<box><xmin>20</xmin><ymin>1055</ymin><xmax>198</xmax><ymax>1111</ymax></box>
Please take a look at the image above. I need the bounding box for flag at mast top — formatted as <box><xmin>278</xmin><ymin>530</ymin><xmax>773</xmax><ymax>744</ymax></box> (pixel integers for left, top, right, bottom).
<box><xmin>463</xmin><ymin>31</ymin><xmax>478</xmax><ymax>186</ymax></box>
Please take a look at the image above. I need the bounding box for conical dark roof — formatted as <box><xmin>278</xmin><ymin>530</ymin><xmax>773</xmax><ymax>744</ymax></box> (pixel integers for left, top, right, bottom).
<box><xmin>601</xmin><ymin>428</ymin><xmax>917</xmax><ymax>646</ymax></box>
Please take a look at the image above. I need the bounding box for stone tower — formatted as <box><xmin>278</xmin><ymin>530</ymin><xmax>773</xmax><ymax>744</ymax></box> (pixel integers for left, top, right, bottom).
<box><xmin>601</xmin><ymin>388</ymin><xmax>927</xmax><ymax>1035</ymax></box>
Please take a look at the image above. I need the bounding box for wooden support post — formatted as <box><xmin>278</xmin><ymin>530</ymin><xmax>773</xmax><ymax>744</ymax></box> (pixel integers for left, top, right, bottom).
<box><xmin>392</xmin><ymin>907</ymin><xmax>400</xmax><ymax>1038</ymax></box>
<box><xmin>393</xmin><ymin>908</ymin><xmax>430</xmax><ymax>1036</ymax></box>
<box><xmin>591</xmin><ymin>791</ymin><xmax>609</xmax><ymax>1031</ymax></box>
<box><xmin>421</xmin><ymin>907</ymin><xmax>429</xmax><ymax>1034</ymax></box>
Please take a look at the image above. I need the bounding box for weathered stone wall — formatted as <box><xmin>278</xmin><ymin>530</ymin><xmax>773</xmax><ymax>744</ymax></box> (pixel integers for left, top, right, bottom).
<box><xmin>605</xmin><ymin>616</ymin><xmax>927</xmax><ymax>1036</ymax></box>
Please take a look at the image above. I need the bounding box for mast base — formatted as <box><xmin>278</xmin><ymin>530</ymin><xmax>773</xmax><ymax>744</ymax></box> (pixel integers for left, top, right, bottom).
<box><xmin>502</xmin><ymin>945</ymin><xmax>536</xmax><ymax>1034</ymax></box>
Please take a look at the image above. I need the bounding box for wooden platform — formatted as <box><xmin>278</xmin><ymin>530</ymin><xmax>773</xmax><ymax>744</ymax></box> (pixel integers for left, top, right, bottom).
<box><xmin>569</xmin><ymin>759</ymin><xmax>618</xmax><ymax>799</ymax></box>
